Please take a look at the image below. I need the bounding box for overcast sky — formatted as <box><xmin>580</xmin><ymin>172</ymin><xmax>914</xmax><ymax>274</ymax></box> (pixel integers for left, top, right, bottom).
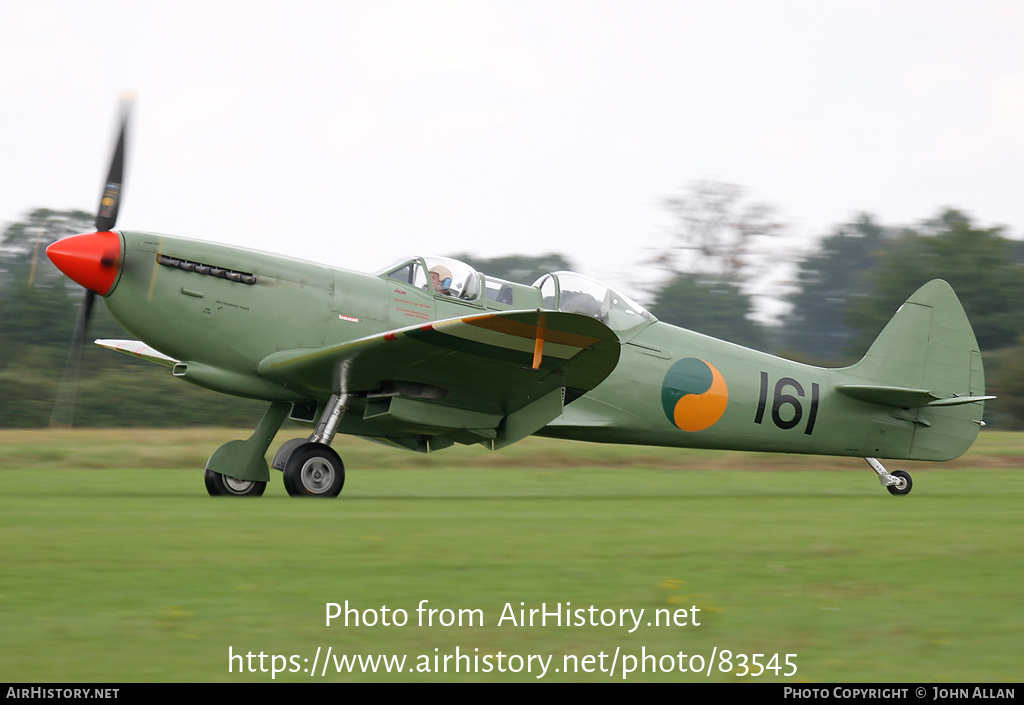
<box><xmin>3</xmin><ymin>0</ymin><xmax>1024</xmax><ymax>302</ymax></box>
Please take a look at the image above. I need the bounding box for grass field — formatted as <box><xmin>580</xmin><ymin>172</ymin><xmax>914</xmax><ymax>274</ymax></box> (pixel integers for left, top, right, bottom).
<box><xmin>1</xmin><ymin>428</ymin><xmax>1021</xmax><ymax>682</ymax></box>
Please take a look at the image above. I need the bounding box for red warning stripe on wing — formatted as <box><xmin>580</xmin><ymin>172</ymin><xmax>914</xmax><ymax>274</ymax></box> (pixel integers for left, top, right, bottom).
<box><xmin>459</xmin><ymin>313</ymin><xmax>601</xmax><ymax>347</ymax></box>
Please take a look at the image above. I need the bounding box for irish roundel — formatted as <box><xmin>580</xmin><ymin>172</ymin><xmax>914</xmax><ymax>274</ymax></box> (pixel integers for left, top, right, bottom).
<box><xmin>661</xmin><ymin>358</ymin><xmax>729</xmax><ymax>432</ymax></box>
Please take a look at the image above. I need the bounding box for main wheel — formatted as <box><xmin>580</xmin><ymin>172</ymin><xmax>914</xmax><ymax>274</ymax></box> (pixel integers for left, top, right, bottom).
<box><xmin>204</xmin><ymin>468</ymin><xmax>267</xmax><ymax>497</ymax></box>
<box><xmin>886</xmin><ymin>469</ymin><xmax>913</xmax><ymax>496</ymax></box>
<box><xmin>283</xmin><ymin>443</ymin><xmax>345</xmax><ymax>497</ymax></box>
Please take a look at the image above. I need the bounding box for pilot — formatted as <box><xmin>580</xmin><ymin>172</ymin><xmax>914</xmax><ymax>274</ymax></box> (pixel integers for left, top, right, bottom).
<box><xmin>429</xmin><ymin>265</ymin><xmax>453</xmax><ymax>296</ymax></box>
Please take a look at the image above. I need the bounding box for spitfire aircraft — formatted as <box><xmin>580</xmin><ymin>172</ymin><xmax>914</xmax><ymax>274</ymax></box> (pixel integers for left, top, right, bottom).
<box><xmin>46</xmin><ymin>105</ymin><xmax>993</xmax><ymax>497</ymax></box>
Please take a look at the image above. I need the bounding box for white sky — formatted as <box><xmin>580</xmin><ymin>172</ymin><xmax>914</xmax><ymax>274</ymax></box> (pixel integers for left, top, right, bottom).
<box><xmin>3</xmin><ymin>0</ymin><xmax>1024</xmax><ymax>306</ymax></box>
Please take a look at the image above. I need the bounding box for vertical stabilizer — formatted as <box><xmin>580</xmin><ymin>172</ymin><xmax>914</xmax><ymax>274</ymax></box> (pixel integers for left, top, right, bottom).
<box><xmin>841</xmin><ymin>280</ymin><xmax>989</xmax><ymax>460</ymax></box>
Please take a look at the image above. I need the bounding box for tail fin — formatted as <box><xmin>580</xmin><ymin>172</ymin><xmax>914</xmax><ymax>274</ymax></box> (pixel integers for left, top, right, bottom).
<box><xmin>837</xmin><ymin>280</ymin><xmax>991</xmax><ymax>460</ymax></box>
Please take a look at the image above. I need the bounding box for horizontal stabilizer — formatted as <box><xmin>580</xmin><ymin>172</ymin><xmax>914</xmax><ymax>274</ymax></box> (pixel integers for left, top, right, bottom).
<box><xmin>836</xmin><ymin>384</ymin><xmax>937</xmax><ymax>407</ymax></box>
<box><xmin>836</xmin><ymin>384</ymin><xmax>993</xmax><ymax>409</ymax></box>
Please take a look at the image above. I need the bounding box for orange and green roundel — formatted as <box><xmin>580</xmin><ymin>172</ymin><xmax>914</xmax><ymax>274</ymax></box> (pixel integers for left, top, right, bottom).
<box><xmin>661</xmin><ymin>358</ymin><xmax>729</xmax><ymax>432</ymax></box>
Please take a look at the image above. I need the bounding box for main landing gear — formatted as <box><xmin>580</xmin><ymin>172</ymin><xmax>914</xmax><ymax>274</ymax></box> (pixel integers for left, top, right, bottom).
<box><xmin>277</xmin><ymin>392</ymin><xmax>350</xmax><ymax>498</ymax></box>
<box><xmin>865</xmin><ymin>457</ymin><xmax>913</xmax><ymax>495</ymax></box>
<box><xmin>205</xmin><ymin>392</ymin><xmax>352</xmax><ymax>498</ymax></box>
<box><xmin>276</xmin><ymin>442</ymin><xmax>345</xmax><ymax>497</ymax></box>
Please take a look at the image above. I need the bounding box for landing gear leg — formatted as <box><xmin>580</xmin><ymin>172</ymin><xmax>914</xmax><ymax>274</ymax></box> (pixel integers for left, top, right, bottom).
<box><xmin>865</xmin><ymin>457</ymin><xmax>913</xmax><ymax>496</ymax></box>
<box><xmin>280</xmin><ymin>392</ymin><xmax>351</xmax><ymax>498</ymax></box>
<box><xmin>205</xmin><ymin>402</ymin><xmax>290</xmax><ymax>497</ymax></box>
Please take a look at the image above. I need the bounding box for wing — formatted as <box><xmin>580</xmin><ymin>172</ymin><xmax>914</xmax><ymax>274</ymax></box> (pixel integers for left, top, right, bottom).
<box><xmin>95</xmin><ymin>339</ymin><xmax>179</xmax><ymax>367</ymax></box>
<box><xmin>258</xmin><ymin>310</ymin><xmax>621</xmax><ymax>449</ymax></box>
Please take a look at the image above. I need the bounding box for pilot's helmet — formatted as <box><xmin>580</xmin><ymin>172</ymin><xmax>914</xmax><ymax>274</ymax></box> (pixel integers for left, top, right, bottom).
<box><xmin>429</xmin><ymin>265</ymin><xmax>453</xmax><ymax>291</ymax></box>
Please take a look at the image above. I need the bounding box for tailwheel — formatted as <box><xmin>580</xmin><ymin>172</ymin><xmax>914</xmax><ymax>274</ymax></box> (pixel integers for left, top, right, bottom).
<box><xmin>865</xmin><ymin>457</ymin><xmax>914</xmax><ymax>496</ymax></box>
<box><xmin>204</xmin><ymin>468</ymin><xmax>267</xmax><ymax>497</ymax></box>
<box><xmin>886</xmin><ymin>469</ymin><xmax>913</xmax><ymax>496</ymax></box>
<box><xmin>283</xmin><ymin>442</ymin><xmax>345</xmax><ymax>497</ymax></box>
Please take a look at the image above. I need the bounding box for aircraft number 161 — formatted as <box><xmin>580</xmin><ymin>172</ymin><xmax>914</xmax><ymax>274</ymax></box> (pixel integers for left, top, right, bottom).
<box><xmin>754</xmin><ymin>372</ymin><xmax>820</xmax><ymax>436</ymax></box>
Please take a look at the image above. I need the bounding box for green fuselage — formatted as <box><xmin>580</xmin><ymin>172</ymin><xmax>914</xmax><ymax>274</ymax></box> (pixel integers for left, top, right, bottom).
<box><xmin>102</xmin><ymin>231</ymin><xmax>986</xmax><ymax>463</ymax></box>
<box><xmin>541</xmin><ymin>323</ymin><xmax>959</xmax><ymax>460</ymax></box>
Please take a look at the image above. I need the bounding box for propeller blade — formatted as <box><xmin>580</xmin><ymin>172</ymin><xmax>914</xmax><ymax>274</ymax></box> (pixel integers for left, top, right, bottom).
<box><xmin>51</xmin><ymin>93</ymin><xmax>134</xmax><ymax>427</ymax></box>
<box><xmin>96</xmin><ymin>97</ymin><xmax>132</xmax><ymax>232</ymax></box>
<box><xmin>27</xmin><ymin>225</ymin><xmax>44</xmax><ymax>286</ymax></box>
<box><xmin>50</xmin><ymin>290</ymin><xmax>96</xmax><ymax>427</ymax></box>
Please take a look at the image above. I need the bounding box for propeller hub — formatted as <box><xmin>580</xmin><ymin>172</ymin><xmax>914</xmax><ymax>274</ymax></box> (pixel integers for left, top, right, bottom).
<box><xmin>46</xmin><ymin>231</ymin><xmax>122</xmax><ymax>295</ymax></box>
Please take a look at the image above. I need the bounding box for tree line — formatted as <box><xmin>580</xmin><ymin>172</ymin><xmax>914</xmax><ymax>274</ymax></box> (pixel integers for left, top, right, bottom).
<box><xmin>636</xmin><ymin>184</ymin><xmax>1024</xmax><ymax>429</ymax></box>
<box><xmin>2</xmin><ymin>195</ymin><xmax>1023</xmax><ymax>429</ymax></box>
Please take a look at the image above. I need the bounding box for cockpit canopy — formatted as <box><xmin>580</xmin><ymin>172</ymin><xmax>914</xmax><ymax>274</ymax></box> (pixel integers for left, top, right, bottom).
<box><xmin>383</xmin><ymin>255</ymin><xmax>482</xmax><ymax>300</ymax></box>
<box><xmin>380</xmin><ymin>256</ymin><xmax>654</xmax><ymax>333</ymax></box>
<box><xmin>534</xmin><ymin>271</ymin><xmax>654</xmax><ymax>333</ymax></box>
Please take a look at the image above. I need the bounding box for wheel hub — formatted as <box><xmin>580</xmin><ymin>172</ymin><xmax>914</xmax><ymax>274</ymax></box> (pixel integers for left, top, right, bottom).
<box><xmin>223</xmin><ymin>476</ymin><xmax>255</xmax><ymax>494</ymax></box>
<box><xmin>300</xmin><ymin>458</ymin><xmax>335</xmax><ymax>493</ymax></box>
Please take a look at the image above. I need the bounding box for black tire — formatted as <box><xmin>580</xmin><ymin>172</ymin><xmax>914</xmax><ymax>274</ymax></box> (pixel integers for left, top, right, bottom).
<box><xmin>204</xmin><ymin>467</ymin><xmax>267</xmax><ymax>497</ymax></box>
<box><xmin>282</xmin><ymin>443</ymin><xmax>345</xmax><ymax>497</ymax></box>
<box><xmin>886</xmin><ymin>470</ymin><xmax>913</xmax><ymax>496</ymax></box>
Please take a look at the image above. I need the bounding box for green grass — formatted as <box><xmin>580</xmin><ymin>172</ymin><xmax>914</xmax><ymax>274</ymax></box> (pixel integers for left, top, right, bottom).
<box><xmin>1</xmin><ymin>429</ymin><xmax>1022</xmax><ymax>682</ymax></box>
